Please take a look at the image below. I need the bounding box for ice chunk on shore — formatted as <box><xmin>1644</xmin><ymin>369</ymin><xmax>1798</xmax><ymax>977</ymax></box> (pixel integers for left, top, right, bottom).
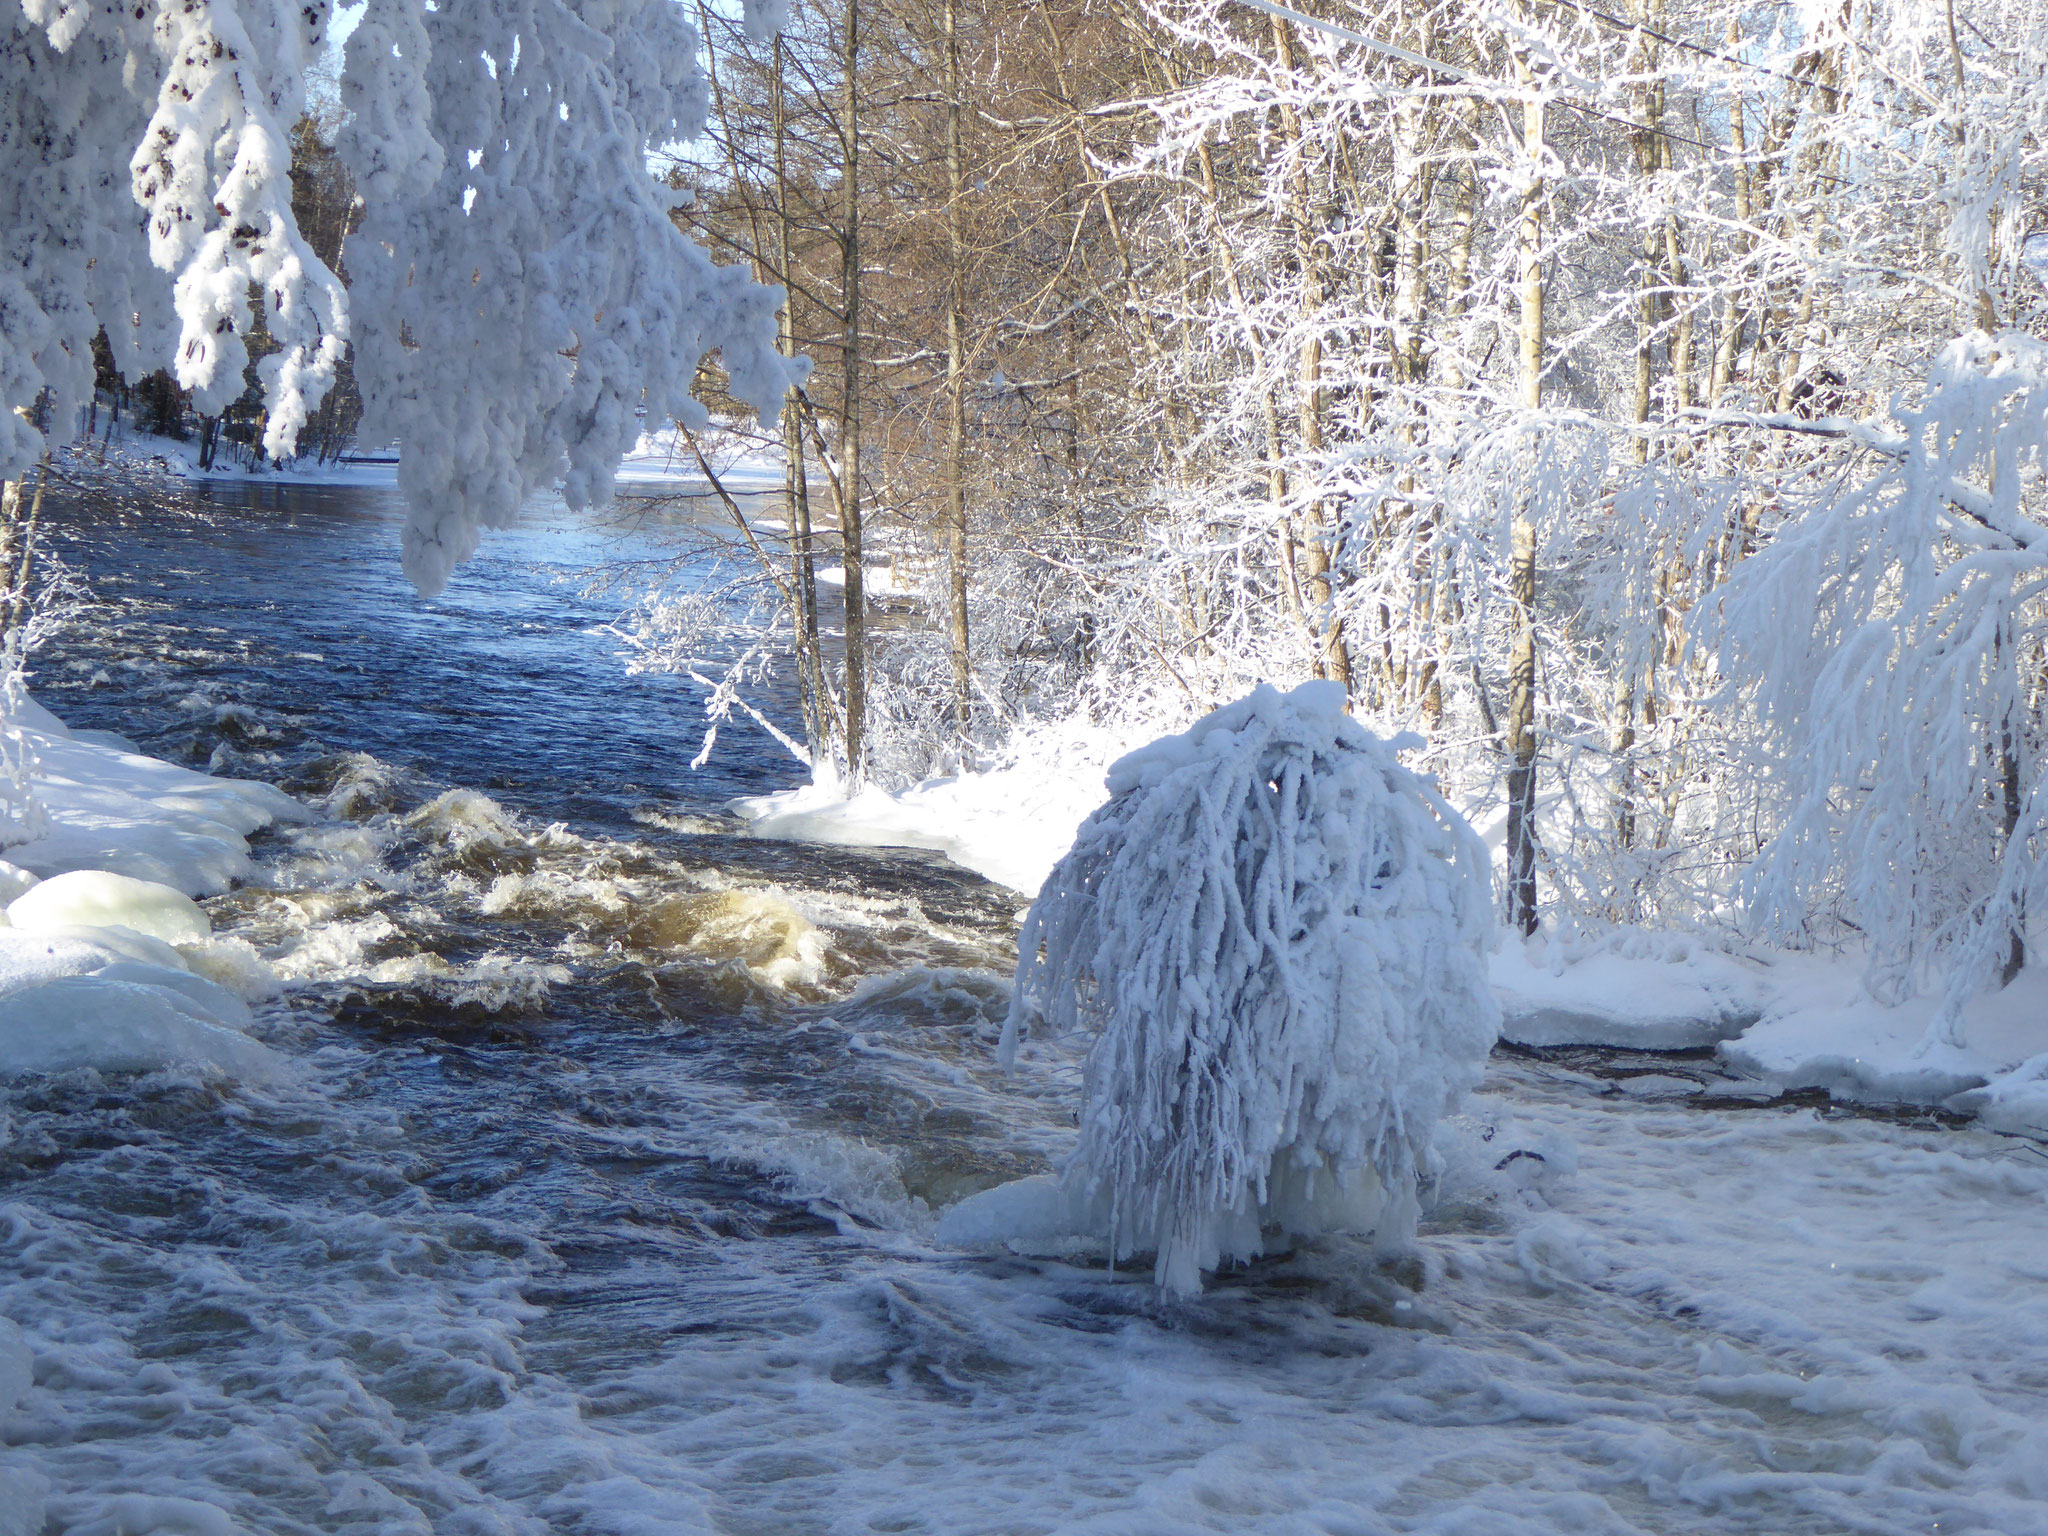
<box><xmin>0</xmin><ymin>927</ymin><xmax>190</xmax><ymax>995</ymax></box>
<box><xmin>0</xmin><ymin>975</ymin><xmax>279</xmax><ymax>1080</ymax></box>
<box><xmin>3</xmin><ymin>690</ymin><xmax>306</xmax><ymax>897</ymax></box>
<box><xmin>7</xmin><ymin>870</ymin><xmax>210</xmax><ymax>946</ymax></box>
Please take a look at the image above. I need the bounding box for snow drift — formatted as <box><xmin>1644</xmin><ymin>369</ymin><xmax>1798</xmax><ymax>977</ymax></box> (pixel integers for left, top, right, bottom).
<box><xmin>947</xmin><ymin>680</ymin><xmax>1500</xmax><ymax>1293</ymax></box>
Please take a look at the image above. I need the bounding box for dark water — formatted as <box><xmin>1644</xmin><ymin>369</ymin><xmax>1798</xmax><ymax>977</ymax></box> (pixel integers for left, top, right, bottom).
<box><xmin>1</xmin><ymin>474</ymin><xmax>2042</xmax><ymax>1536</ymax></box>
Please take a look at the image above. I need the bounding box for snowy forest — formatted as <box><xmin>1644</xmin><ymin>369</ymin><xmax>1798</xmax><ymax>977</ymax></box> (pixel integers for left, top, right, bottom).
<box><xmin>0</xmin><ymin>0</ymin><xmax>2046</xmax><ymax>1529</ymax></box>
<box><xmin>622</xmin><ymin>0</ymin><xmax>2048</xmax><ymax>1031</ymax></box>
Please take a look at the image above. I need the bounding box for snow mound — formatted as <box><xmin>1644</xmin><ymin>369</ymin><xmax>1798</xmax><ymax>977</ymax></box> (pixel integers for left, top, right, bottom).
<box><xmin>957</xmin><ymin>680</ymin><xmax>1499</xmax><ymax>1293</ymax></box>
<box><xmin>1491</xmin><ymin>931</ymin><xmax>1774</xmax><ymax>1049</ymax></box>
<box><xmin>1721</xmin><ymin>962</ymin><xmax>2048</xmax><ymax>1103</ymax></box>
<box><xmin>7</xmin><ymin>870</ymin><xmax>211</xmax><ymax>946</ymax></box>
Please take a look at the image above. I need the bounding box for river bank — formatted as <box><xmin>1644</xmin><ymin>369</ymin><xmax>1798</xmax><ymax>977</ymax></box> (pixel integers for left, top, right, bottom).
<box><xmin>1</xmin><ymin>474</ymin><xmax>2044</xmax><ymax>1536</ymax></box>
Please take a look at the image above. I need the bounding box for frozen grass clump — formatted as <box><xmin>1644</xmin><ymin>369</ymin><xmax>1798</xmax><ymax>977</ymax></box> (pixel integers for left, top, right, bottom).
<box><xmin>997</xmin><ymin>680</ymin><xmax>1499</xmax><ymax>1293</ymax></box>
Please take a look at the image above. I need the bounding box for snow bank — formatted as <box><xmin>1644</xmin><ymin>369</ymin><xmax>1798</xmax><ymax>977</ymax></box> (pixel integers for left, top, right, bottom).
<box><xmin>1950</xmin><ymin>1052</ymin><xmax>2048</xmax><ymax>1135</ymax></box>
<box><xmin>946</xmin><ymin>681</ymin><xmax>1500</xmax><ymax>1293</ymax></box>
<box><xmin>67</xmin><ymin>432</ymin><xmax>400</xmax><ymax>488</ymax></box>
<box><xmin>613</xmin><ymin>422</ymin><xmax>783</xmax><ymax>491</ymax></box>
<box><xmin>1499</xmin><ymin>929</ymin><xmax>2048</xmax><ymax>1120</ymax></box>
<box><xmin>1491</xmin><ymin>930</ymin><xmax>1775</xmax><ymax>1049</ymax></box>
<box><xmin>1723</xmin><ymin>962</ymin><xmax>2048</xmax><ymax>1107</ymax></box>
<box><xmin>728</xmin><ymin>717</ymin><xmax>1124</xmax><ymax>896</ymax></box>
<box><xmin>0</xmin><ymin>694</ymin><xmax>296</xmax><ymax>1083</ymax></box>
<box><xmin>3</xmin><ymin>695</ymin><xmax>305</xmax><ymax>896</ymax></box>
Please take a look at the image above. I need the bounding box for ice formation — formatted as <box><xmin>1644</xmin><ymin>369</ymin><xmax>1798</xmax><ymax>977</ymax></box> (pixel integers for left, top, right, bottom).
<box><xmin>965</xmin><ymin>680</ymin><xmax>1500</xmax><ymax>1294</ymax></box>
<box><xmin>6</xmin><ymin>869</ymin><xmax>211</xmax><ymax>945</ymax></box>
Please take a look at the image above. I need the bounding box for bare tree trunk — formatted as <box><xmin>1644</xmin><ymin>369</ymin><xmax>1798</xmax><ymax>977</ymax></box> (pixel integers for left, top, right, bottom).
<box><xmin>774</xmin><ymin>36</ymin><xmax>829</xmax><ymax>762</ymax></box>
<box><xmin>5</xmin><ymin>456</ymin><xmax>49</xmax><ymax>638</ymax></box>
<box><xmin>1270</xmin><ymin>16</ymin><xmax>1352</xmax><ymax>696</ymax></box>
<box><xmin>1506</xmin><ymin>44</ymin><xmax>1545</xmax><ymax>938</ymax></box>
<box><xmin>1708</xmin><ymin>49</ymin><xmax>1751</xmax><ymax>409</ymax></box>
<box><xmin>943</xmin><ymin>0</ymin><xmax>972</xmax><ymax>731</ymax></box>
<box><xmin>839</xmin><ymin>0</ymin><xmax>868</xmax><ymax>787</ymax></box>
<box><xmin>0</xmin><ymin>478</ymin><xmax>20</xmax><ymax>641</ymax></box>
<box><xmin>2001</xmin><ymin>626</ymin><xmax>2027</xmax><ymax>983</ymax></box>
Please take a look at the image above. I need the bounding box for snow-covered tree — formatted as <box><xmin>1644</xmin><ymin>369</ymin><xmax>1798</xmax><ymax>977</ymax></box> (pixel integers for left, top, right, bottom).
<box><xmin>0</xmin><ymin>0</ymin><xmax>804</xmax><ymax>591</ymax></box>
<box><xmin>1717</xmin><ymin>332</ymin><xmax>2048</xmax><ymax>1036</ymax></box>
<box><xmin>999</xmin><ymin>680</ymin><xmax>1499</xmax><ymax>1293</ymax></box>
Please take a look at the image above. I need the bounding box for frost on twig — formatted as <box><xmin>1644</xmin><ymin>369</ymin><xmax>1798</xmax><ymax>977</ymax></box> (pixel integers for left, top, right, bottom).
<box><xmin>992</xmin><ymin>679</ymin><xmax>1499</xmax><ymax>1294</ymax></box>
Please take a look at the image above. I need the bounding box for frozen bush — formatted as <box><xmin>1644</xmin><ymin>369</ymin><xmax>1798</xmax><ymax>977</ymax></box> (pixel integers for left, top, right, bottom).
<box><xmin>999</xmin><ymin>680</ymin><xmax>1499</xmax><ymax>1293</ymax></box>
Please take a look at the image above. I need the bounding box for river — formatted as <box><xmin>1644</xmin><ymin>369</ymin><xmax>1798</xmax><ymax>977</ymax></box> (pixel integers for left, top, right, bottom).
<box><xmin>2</xmin><ymin>474</ymin><xmax>2044</xmax><ymax>1536</ymax></box>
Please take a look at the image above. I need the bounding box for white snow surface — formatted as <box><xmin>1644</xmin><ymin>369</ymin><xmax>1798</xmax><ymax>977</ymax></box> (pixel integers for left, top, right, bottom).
<box><xmin>965</xmin><ymin>681</ymin><xmax>1501</xmax><ymax>1293</ymax></box>
<box><xmin>0</xmin><ymin>693</ymin><xmax>296</xmax><ymax>1083</ymax></box>
<box><xmin>736</xmin><ymin>719</ymin><xmax>2048</xmax><ymax>1124</ymax></box>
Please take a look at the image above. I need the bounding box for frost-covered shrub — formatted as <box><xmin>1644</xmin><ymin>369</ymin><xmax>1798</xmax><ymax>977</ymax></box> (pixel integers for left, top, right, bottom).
<box><xmin>998</xmin><ymin>679</ymin><xmax>1499</xmax><ymax>1294</ymax></box>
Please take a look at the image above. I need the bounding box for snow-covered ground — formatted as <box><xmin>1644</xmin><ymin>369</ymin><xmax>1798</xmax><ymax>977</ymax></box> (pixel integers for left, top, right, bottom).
<box><xmin>731</xmin><ymin>734</ymin><xmax>2048</xmax><ymax>1136</ymax></box>
<box><xmin>0</xmin><ymin>695</ymin><xmax>303</xmax><ymax>1082</ymax></box>
<box><xmin>728</xmin><ymin>714</ymin><xmax>1118</xmax><ymax>893</ymax></box>
<box><xmin>70</xmin><ymin>428</ymin><xmax>400</xmax><ymax>487</ymax></box>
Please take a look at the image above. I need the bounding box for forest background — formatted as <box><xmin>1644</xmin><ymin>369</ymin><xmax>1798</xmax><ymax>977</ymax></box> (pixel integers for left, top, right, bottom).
<box><xmin>32</xmin><ymin>0</ymin><xmax>2048</xmax><ymax>1021</ymax></box>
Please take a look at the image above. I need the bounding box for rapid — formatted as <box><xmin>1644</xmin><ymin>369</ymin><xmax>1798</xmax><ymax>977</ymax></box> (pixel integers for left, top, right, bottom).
<box><xmin>2</xmin><ymin>476</ymin><xmax>2044</xmax><ymax>1536</ymax></box>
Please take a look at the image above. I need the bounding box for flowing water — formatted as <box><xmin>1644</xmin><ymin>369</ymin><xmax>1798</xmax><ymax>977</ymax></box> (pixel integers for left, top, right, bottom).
<box><xmin>3</xmin><ymin>475</ymin><xmax>2045</xmax><ymax>1536</ymax></box>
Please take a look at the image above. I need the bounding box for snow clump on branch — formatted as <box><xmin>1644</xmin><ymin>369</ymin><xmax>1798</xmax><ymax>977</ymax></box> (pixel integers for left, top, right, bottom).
<box><xmin>965</xmin><ymin>679</ymin><xmax>1499</xmax><ymax>1295</ymax></box>
<box><xmin>0</xmin><ymin>0</ymin><xmax>806</xmax><ymax>592</ymax></box>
